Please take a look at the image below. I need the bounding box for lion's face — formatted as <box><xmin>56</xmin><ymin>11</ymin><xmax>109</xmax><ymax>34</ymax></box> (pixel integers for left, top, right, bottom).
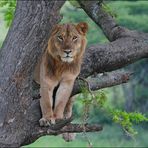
<box><xmin>48</xmin><ymin>22</ymin><xmax>88</xmax><ymax>63</ymax></box>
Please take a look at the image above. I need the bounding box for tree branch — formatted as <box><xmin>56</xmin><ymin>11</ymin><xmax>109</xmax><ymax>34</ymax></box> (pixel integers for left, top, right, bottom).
<box><xmin>23</xmin><ymin>123</ymin><xmax>103</xmax><ymax>145</ymax></box>
<box><xmin>79</xmin><ymin>0</ymin><xmax>148</xmax><ymax>41</ymax></box>
<box><xmin>72</xmin><ymin>71</ymin><xmax>132</xmax><ymax>95</ymax></box>
<box><xmin>81</xmin><ymin>38</ymin><xmax>148</xmax><ymax>78</ymax></box>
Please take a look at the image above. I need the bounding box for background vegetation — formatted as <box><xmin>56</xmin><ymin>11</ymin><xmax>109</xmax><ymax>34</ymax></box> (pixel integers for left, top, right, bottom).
<box><xmin>0</xmin><ymin>0</ymin><xmax>148</xmax><ymax>147</ymax></box>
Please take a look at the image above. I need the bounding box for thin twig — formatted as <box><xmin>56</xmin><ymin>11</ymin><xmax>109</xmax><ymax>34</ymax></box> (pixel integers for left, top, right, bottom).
<box><xmin>77</xmin><ymin>76</ymin><xmax>95</xmax><ymax>99</ymax></box>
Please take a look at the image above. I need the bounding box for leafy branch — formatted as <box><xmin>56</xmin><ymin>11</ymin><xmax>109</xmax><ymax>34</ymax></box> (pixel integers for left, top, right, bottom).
<box><xmin>110</xmin><ymin>109</ymin><xmax>148</xmax><ymax>137</ymax></box>
<box><xmin>78</xmin><ymin>77</ymin><xmax>148</xmax><ymax>138</ymax></box>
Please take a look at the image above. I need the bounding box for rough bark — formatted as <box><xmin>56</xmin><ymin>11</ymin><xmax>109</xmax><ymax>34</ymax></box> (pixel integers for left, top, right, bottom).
<box><xmin>0</xmin><ymin>0</ymin><xmax>148</xmax><ymax>147</ymax></box>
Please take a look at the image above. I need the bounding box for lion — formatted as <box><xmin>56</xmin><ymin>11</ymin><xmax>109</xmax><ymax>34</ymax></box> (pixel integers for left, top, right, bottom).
<box><xmin>34</xmin><ymin>22</ymin><xmax>88</xmax><ymax>126</ymax></box>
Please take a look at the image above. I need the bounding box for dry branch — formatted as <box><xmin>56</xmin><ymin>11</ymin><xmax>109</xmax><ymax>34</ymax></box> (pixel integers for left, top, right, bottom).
<box><xmin>72</xmin><ymin>71</ymin><xmax>132</xmax><ymax>95</ymax></box>
<box><xmin>24</xmin><ymin>123</ymin><xmax>103</xmax><ymax>145</ymax></box>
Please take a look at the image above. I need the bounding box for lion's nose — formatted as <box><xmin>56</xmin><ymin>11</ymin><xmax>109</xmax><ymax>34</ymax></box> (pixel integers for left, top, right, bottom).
<box><xmin>64</xmin><ymin>50</ymin><xmax>71</xmax><ymax>54</ymax></box>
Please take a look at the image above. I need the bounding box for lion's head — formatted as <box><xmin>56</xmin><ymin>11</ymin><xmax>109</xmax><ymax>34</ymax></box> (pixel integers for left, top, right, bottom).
<box><xmin>48</xmin><ymin>22</ymin><xmax>88</xmax><ymax>63</ymax></box>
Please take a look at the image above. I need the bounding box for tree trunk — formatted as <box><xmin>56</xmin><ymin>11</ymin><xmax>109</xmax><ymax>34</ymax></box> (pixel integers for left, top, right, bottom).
<box><xmin>0</xmin><ymin>0</ymin><xmax>65</xmax><ymax>146</ymax></box>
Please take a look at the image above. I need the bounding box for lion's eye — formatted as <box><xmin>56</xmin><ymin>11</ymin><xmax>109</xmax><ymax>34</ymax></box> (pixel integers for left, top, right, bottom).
<box><xmin>57</xmin><ymin>35</ymin><xmax>63</xmax><ymax>41</ymax></box>
<box><xmin>73</xmin><ymin>36</ymin><xmax>77</xmax><ymax>41</ymax></box>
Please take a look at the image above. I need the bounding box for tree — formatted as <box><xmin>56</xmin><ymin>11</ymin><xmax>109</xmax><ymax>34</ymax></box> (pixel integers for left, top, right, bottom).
<box><xmin>0</xmin><ymin>0</ymin><xmax>147</xmax><ymax>147</ymax></box>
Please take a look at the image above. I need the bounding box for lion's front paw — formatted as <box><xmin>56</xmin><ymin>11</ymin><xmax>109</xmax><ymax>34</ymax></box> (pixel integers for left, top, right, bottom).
<box><xmin>39</xmin><ymin>118</ymin><xmax>55</xmax><ymax>127</ymax></box>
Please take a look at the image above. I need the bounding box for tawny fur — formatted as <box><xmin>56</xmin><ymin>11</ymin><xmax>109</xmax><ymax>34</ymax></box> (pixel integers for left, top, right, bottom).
<box><xmin>34</xmin><ymin>22</ymin><xmax>88</xmax><ymax>126</ymax></box>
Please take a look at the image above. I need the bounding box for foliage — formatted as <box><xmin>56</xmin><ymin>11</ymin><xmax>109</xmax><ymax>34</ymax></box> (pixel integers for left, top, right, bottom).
<box><xmin>78</xmin><ymin>82</ymin><xmax>148</xmax><ymax>138</ymax></box>
<box><xmin>111</xmin><ymin>109</ymin><xmax>148</xmax><ymax>137</ymax></box>
<box><xmin>80</xmin><ymin>85</ymin><xmax>107</xmax><ymax>109</ymax></box>
<box><xmin>0</xmin><ymin>0</ymin><xmax>16</xmax><ymax>27</ymax></box>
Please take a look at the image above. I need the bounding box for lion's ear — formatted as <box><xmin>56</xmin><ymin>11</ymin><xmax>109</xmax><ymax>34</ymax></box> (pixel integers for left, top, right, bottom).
<box><xmin>76</xmin><ymin>22</ymin><xmax>88</xmax><ymax>35</ymax></box>
<box><xmin>50</xmin><ymin>24</ymin><xmax>60</xmax><ymax>35</ymax></box>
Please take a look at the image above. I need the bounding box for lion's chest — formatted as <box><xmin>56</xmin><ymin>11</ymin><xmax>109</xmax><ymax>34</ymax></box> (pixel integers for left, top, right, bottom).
<box><xmin>55</xmin><ymin>71</ymin><xmax>77</xmax><ymax>83</ymax></box>
<box><xmin>50</xmin><ymin>63</ymin><xmax>79</xmax><ymax>81</ymax></box>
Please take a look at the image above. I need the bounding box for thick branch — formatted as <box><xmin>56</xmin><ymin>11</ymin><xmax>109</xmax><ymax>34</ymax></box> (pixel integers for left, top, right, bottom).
<box><xmin>79</xmin><ymin>1</ymin><xmax>148</xmax><ymax>41</ymax></box>
<box><xmin>23</xmin><ymin>123</ymin><xmax>103</xmax><ymax>145</ymax></box>
<box><xmin>81</xmin><ymin>38</ymin><xmax>148</xmax><ymax>78</ymax></box>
